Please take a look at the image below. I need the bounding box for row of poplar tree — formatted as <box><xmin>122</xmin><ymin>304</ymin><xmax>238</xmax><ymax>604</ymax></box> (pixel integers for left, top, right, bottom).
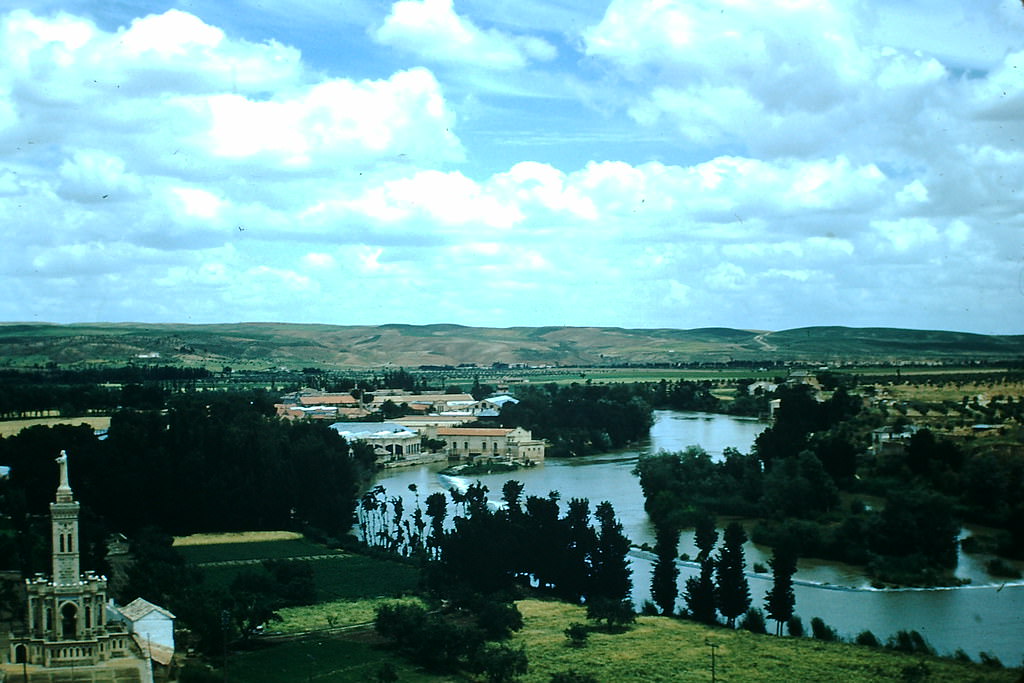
<box><xmin>649</xmin><ymin>514</ymin><xmax>797</xmax><ymax>636</ymax></box>
<box><xmin>357</xmin><ymin>479</ymin><xmax>633</xmax><ymax>605</ymax></box>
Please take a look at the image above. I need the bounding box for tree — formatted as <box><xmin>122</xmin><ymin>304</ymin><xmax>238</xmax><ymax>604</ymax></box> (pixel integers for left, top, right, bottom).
<box><xmin>764</xmin><ymin>544</ymin><xmax>798</xmax><ymax>635</ymax></box>
<box><xmin>682</xmin><ymin>513</ymin><xmax>717</xmax><ymax>624</ymax></box>
<box><xmin>590</xmin><ymin>501</ymin><xmax>632</xmax><ymax>602</ymax></box>
<box><xmin>715</xmin><ymin>522</ymin><xmax>751</xmax><ymax>627</ymax></box>
<box><xmin>650</xmin><ymin>523</ymin><xmax>680</xmax><ymax>615</ymax></box>
<box><xmin>472</xmin><ymin>643</ymin><xmax>528</xmax><ymax>683</ymax></box>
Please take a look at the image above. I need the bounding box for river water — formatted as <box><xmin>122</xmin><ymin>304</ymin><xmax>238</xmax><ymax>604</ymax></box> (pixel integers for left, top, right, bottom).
<box><xmin>368</xmin><ymin>410</ymin><xmax>1024</xmax><ymax>664</ymax></box>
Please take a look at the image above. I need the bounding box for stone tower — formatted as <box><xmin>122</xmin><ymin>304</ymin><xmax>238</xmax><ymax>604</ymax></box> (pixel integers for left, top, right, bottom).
<box><xmin>12</xmin><ymin>451</ymin><xmax>135</xmax><ymax>667</ymax></box>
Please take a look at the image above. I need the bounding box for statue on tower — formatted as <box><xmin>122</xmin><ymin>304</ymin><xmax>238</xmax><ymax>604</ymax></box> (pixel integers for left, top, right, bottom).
<box><xmin>56</xmin><ymin>449</ymin><xmax>73</xmax><ymax>499</ymax></box>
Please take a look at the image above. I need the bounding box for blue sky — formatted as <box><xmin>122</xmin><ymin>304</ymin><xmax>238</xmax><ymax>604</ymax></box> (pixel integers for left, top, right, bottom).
<box><xmin>2</xmin><ymin>0</ymin><xmax>1023</xmax><ymax>333</ymax></box>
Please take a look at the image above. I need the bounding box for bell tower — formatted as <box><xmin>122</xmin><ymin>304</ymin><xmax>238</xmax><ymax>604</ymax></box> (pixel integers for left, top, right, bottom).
<box><xmin>50</xmin><ymin>450</ymin><xmax>81</xmax><ymax>585</ymax></box>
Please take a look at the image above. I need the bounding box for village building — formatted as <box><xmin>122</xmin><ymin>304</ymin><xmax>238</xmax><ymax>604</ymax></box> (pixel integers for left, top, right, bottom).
<box><xmin>436</xmin><ymin>426</ymin><xmax>545</xmax><ymax>464</ymax></box>
<box><xmin>3</xmin><ymin>452</ymin><xmax>173</xmax><ymax>682</ymax></box>
<box><xmin>329</xmin><ymin>422</ymin><xmax>422</xmax><ymax>461</ymax></box>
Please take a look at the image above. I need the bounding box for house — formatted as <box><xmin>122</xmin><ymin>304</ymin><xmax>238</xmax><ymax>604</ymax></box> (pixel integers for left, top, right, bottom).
<box><xmin>436</xmin><ymin>426</ymin><xmax>545</xmax><ymax>464</ymax></box>
<box><xmin>329</xmin><ymin>422</ymin><xmax>422</xmax><ymax>460</ymax></box>
<box><xmin>108</xmin><ymin>598</ymin><xmax>175</xmax><ymax>667</ymax></box>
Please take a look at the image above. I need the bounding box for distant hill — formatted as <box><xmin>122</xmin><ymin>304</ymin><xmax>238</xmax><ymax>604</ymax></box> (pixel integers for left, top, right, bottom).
<box><xmin>0</xmin><ymin>322</ymin><xmax>1021</xmax><ymax>369</ymax></box>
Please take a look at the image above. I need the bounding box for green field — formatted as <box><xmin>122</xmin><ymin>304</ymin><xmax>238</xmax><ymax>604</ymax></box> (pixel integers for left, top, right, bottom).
<box><xmin>180</xmin><ymin>538</ymin><xmax>421</xmax><ymax>603</ymax></box>
<box><xmin>175</xmin><ymin>538</ymin><xmax>341</xmax><ymax>565</ymax></box>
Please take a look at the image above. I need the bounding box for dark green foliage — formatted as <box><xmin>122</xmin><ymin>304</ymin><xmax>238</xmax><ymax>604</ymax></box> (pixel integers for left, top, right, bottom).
<box><xmin>886</xmin><ymin>630</ymin><xmax>934</xmax><ymax>655</ymax></box>
<box><xmin>739</xmin><ymin>607</ymin><xmax>767</xmax><ymax>634</ymax></box>
<box><xmin>564</xmin><ymin>622</ymin><xmax>589</xmax><ymax>648</ymax></box>
<box><xmin>471</xmin><ymin>643</ymin><xmax>528</xmax><ymax>683</ymax></box>
<box><xmin>0</xmin><ymin>392</ymin><xmax>373</xmax><ymax>540</ymax></box>
<box><xmin>810</xmin><ymin>617</ymin><xmax>839</xmax><ymax>642</ymax></box>
<box><xmin>764</xmin><ymin>544</ymin><xmax>798</xmax><ymax>635</ymax></box>
<box><xmin>550</xmin><ymin>670</ymin><xmax>599</xmax><ymax>683</ymax></box>
<box><xmin>375</xmin><ymin>601</ymin><xmax>484</xmax><ymax>672</ymax></box>
<box><xmin>855</xmin><ymin>630</ymin><xmax>880</xmax><ymax>647</ymax></box>
<box><xmin>590</xmin><ymin>501</ymin><xmax>633</xmax><ymax>602</ymax></box>
<box><xmin>900</xmin><ymin>662</ymin><xmax>931</xmax><ymax>682</ymax></box>
<box><xmin>761</xmin><ymin>450</ymin><xmax>839</xmax><ymax>519</ymax></box>
<box><xmin>871</xmin><ymin>489</ymin><xmax>959</xmax><ymax>569</ymax></box>
<box><xmin>585</xmin><ymin>597</ymin><xmax>636</xmax><ymax>631</ymax></box>
<box><xmin>650</xmin><ymin>523</ymin><xmax>680</xmax><ymax>616</ymax></box>
<box><xmin>715</xmin><ymin>522</ymin><xmax>751</xmax><ymax>627</ymax></box>
<box><xmin>786</xmin><ymin>615</ymin><xmax>804</xmax><ymax>637</ymax></box>
<box><xmin>499</xmin><ymin>382</ymin><xmax>653</xmax><ymax>457</ymax></box>
<box><xmin>475</xmin><ymin>599</ymin><xmax>524</xmax><ymax>641</ymax></box>
<box><xmin>178</xmin><ymin>663</ymin><xmax>222</xmax><ymax>683</ymax></box>
<box><xmin>682</xmin><ymin>558</ymin><xmax>717</xmax><ymax>624</ymax></box>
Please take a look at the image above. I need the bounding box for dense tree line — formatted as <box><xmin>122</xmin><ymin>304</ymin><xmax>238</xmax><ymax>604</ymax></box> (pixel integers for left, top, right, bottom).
<box><xmin>357</xmin><ymin>480</ymin><xmax>633</xmax><ymax>607</ymax></box>
<box><xmin>498</xmin><ymin>382</ymin><xmax>654</xmax><ymax>457</ymax></box>
<box><xmin>0</xmin><ymin>391</ymin><xmax>376</xmax><ymax>575</ymax></box>
<box><xmin>634</xmin><ymin>383</ymin><xmax>970</xmax><ymax>584</ymax></box>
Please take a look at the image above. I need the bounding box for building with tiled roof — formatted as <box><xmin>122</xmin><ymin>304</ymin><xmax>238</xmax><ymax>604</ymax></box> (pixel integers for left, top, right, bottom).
<box><xmin>436</xmin><ymin>427</ymin><xmax>544</xmax><ymax>464</ymax></box>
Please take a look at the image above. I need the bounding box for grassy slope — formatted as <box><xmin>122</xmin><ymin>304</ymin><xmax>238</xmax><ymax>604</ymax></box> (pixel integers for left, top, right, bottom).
<box><xmin>509</xmin><ymin>600</ymin><xmax>1013</xmax><ymax>683</ymax></box>
<box><xmin>225</xmin><ymin>598</ymin><xmax>1017</xmax><ymax>683</ymax></box>
<box><xmin>1</xmin><ymin>322</ymin><xmax>1021</xmax><ymax>368</ymax></box>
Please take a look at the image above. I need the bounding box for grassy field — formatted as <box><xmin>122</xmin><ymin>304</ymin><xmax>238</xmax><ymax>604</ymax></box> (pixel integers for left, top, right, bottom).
<box><xmin>176</xmin><ymin>536</ymin><xmax>421</xmax><ymax>603</ymax></box>
<box><xmin>219</xmin><ymin>598</ymin><xmax>1018</xmax><ymax>683</ymax></box>
<box><xmin>274</xmin><ymin>595</ymin><xmax>427</xmax><ymax>634</ymax></box>
<box><xmin>221</xmin><ymin>633</ymin><xmax>448</xmax><ymax>683</ymax></box>
<box><xmin>0</xmin><ymin>416</ymin><xmax>110</xmax><ymax>437</ymax></box>
<box><xmin>173</xmin><ymin>530</ymin><xmax>304</xmax><ymax>546</ymax></box>
<box><xmin>174</xmin><ymin>538</ymin><xmax>340</xmax><ymax>564</ymax></box>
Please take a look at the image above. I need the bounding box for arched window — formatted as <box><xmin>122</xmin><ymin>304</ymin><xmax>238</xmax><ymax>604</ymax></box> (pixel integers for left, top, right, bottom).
<box><xmin>59</xmin><ymin>535</ymin><xmax>65</xmax><ymax>552</ymax></box>
<box><xmin>14</xmin><ymin>644</ymin><xmax>27</xmax><ymax>664</ymax></box>
<box><xmin>85</xmin><ymin>605</ymin><xmax>92</xmax><ymax>628</ymax></box>
<box><xmin>68</xmin><ymin>535</ymin><xmax>73</xmax><ymax>552</ymax></box>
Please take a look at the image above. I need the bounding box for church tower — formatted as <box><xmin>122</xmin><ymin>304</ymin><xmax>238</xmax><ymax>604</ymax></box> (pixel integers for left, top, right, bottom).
<box><xmin>11</xmin><ymin>450</ymin><xmax>135</xmax><ymax>668</ymax></box>
<box><xmin>50</xmin><ymin>451</ymin><xmax>81</xmax><ymax>586</ymax></box>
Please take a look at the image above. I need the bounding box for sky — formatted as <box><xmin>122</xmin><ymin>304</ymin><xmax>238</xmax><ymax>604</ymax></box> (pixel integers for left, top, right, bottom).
<box><xmin>1</xmin><ymin>0</ymin><xmax>1023</xmax><ymax>334</ymax></box>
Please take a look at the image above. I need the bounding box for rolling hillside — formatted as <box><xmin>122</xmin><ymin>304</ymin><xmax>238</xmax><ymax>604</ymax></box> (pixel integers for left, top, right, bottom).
<box><xmin>0</xmin><ymin>322</ymin><xmax>1021</xmax><ymax>368</ymax></box>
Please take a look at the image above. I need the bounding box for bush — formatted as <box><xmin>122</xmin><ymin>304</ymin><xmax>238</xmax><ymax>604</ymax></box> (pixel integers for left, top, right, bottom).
<box><xmin>886</xmin><ymin>630</ymin><xmax>934</xmax><ymax>655</ymax></box>
<box><xmin>979</xmin><ymin>652</ymin><xmax>1004</xmax><ymax>668</ymax></box>
<box><xmin>178</xmin><ymin>663</ymin><xmax>221</xmax><ymax>683</ymax></box>
<box><xmin>472</xmin><ymin>643</ymin><xmax>528</xmax><ymax>683</ymax></box>
<box><xmin>739</xmin><ymin>608</ymin><xmax>767</xmax><ymax>634</ymax></box>
<box><xmin>753</xmin><ymin>562</ymin><xmax>768</xmax><ymax>574</ymax></box>
<box><xmin>810</xmin><ymin>617</ymin><xmax>839</xmax><ymax>642</ymax></box>
<box><xmin>985</xmin><ymin>558</ymin><xmax>1022</xmax><ymax>579</ymax></box>
<box><xmin>550</xmin><ymin>671</ymin><xmax>599</xmax><ymax>683</ymax></box>
<box><xmin>786</xmin><ymin>615</ymin><xmax>804</xmax><ymax>637</ymax></box>
<box><xmin>586</xmin><ymin>597</ymin><xmax>636</xmax><ymax>631</ymax></box>
<box><xmin>854</xmin><ymin>630</ymin><xmax>880</xmax><ymax>647</ymax></box>
<box><xmin>564</xmin><ymin>622</ymin><xmax>589</xmax><ymax>648</ymax></box>
<box><xmin>476</xmin><ymin>600</ymin><xmax>524</xmax><ymax>640</ymax></box>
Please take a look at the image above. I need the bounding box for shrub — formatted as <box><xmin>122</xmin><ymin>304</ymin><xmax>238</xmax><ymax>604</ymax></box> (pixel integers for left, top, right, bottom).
<box><xmin>586</xmin><ymin>597</ymin><xmax>636</xmax><ymax>631</ymax></box>
<box><xmin>739</xmin><ymin>608</ymin><xmax>767</xmax><ymax>634</ymax></box>
<box><xmin>886</xmin><ymin>630</ymin><xmax>934</xmax><ymax>655</ymax></box>
<box><xmin>854</xmin><ymin>630</ymin><xmax>880</xmax><ymax>647</ymax></box>
<box><xmin>786</xmin><ymin>615</ymin><xmax>804</xmax><ymax>637</ymax></box>
<box><xmin>476</xmin><ymin>600</ymin><xmax>524</xmax><ymax>641</ymax></box>
<box><xmin>472</xmin><ymin>643</ymin><xmax>528</xmax><ymax>683</ymax></box>
<box><xmin>550</xmin><ymin>671</ymin><xmax>599</xmax><ymax>683</ymax></box>
<box><xmin>810</xmin><ymin>617</ymin><xmax>838</xmax><ymax>642</ymax></box>
<box><xmin>979</xmin><ymin>652</ymin><xmax>1004</xmax><ymax>668</ymax></box>
<box><xmin>564</xmin><ymin>622</ymin><xmax>589</xmax><ymax>648</ymax></box>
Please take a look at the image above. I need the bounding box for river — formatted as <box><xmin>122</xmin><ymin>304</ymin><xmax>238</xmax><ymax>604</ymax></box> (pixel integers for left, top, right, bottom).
<box><xmin>367</xmin><ymin>410</ymin><xmax>1024</xmax><ymax>664</ymax></box>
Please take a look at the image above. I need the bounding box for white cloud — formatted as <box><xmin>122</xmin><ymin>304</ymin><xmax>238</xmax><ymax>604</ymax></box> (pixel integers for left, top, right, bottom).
<box><xmin>372</xmin><ymin>0</ymin><xmax>556</xmax><ymax>70</ymax></box>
